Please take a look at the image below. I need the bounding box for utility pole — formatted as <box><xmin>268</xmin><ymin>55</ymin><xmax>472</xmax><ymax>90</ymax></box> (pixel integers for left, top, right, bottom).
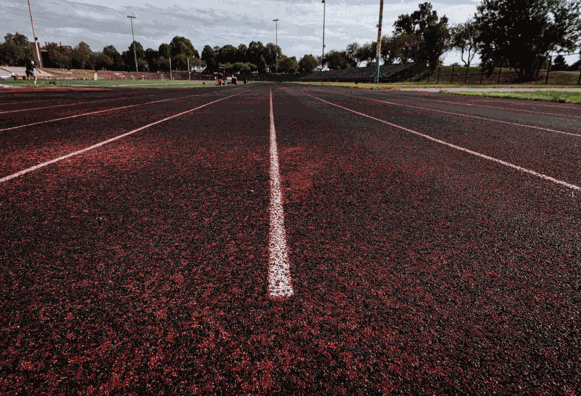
<box><xmin>273</xmin><ymin>19</ymin><xmax>279</xmax><ymax>74</ymax></box>
<box><xmin>187</xmin><ymin>58</ymin><xmax>191</xmax><ymax>81</ymax></box>
<box><xmin>127</xmin><ymin>16</ymin><xmax>138</xmax><ymax>73</ymax></box>
<box><xmin>27</xmin><ymin>0</ymin><xmax>42</xmax><ymax>67</ymax></box>
<box><xmin>375</xmin><ymin>0</ymin><xmax>384</xmax><ymax>84</ymax></box>
<box><xmin>322</xmin><ymin>0</ymin><xmax>326</xmax><ymax>71</ymax></box>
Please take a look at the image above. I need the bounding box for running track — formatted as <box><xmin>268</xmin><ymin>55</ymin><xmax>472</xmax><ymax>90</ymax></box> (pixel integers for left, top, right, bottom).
<box><xmin>1</xmin><ymin>84</ymin><xmax>580</xmax><ymax>394</ymax></box>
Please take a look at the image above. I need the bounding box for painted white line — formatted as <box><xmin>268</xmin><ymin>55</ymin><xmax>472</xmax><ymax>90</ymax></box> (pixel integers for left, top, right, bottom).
<box><xmin>415</xmin><ymin>91</ymin><xmax>581</xmax><ymax>110</ymax></box>
<box><xmin>305</xmin><ymin>92</ymin><xmax>581</xmax><ymax>192</ymax></box>
<box><xmin>0</xmin><ymin>94</ymin><xmax>158</xmax><ymax>114</ymax></box>
<box><xmin>0</xmin><ymin>92</ymin><xmax>210</xmax><ymax>132</ymax></box>
<box><xmin>267</xmin><ymin>87</ymin><xmax>294</xmax><ymax>300</ymax></box>
<box><xmin>385</xmin><ymin>92</ymin><xmax>581</xmax><ymax>118</ymax></box>
<box><xmin>0</xmin><ymin>91</ymin><xmax>243</xmax><ymax>184</ymax></box>
<box><xmin>315</xmin><ymin>90</ymin><xmax>581</xmax><ymax>139</ymax></box>
<box><xmin>0</xmin><ymin>97</ymin><xmax>137</xmax><ymax>114</ymax></box>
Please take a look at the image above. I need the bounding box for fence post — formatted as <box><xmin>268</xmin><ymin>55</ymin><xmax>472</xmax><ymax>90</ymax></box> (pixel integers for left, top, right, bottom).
<box><xmin>545</xmin><ymin>55</ymin><xmax>552</xmax><ymax>85</ymax></box>
<box><xmin>497</xmin><ymin>62</ymin><xmax>502</xmax><ymax>84</ymax></box>
<box><xmin>436</xmin><ymin>67</ymin><xmax>440</xmax><ymax>84</ymax></box>
<box><xmin>451</xmin><ymin>64</ymin><xmax>455</xmax><ymax>83</ymax></box>
<box><xmin>465</xmin><ymin>66</ymin><xmax>469</xmax><ymax>84</ymax></box>
<box><xmin>480</xmin><ymin>68</ymin><xmax>484</xmax><ymax>84</ymax></box>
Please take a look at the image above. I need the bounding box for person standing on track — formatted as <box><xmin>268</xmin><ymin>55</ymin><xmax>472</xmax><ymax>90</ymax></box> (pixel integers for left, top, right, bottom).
<box><xmin>26</xmin><ymin>61</ymin><xmax>40</xmax><ymax>85</ymax></box>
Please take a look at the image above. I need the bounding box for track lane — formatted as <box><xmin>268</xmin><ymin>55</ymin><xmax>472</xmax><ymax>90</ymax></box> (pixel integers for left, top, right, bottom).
<box><xmin>290</xmin><ymin>86</ymin><xmax>581</xmax><ymax>187</ymax></box>
<box><xmin>1</xmin><ymin>84</ymin><xmax>579</xmax><ymax>394</ymax></box>
<box><xmin>0</xmin><ymin>87</ymin><xmax>254</xmax><ymax>178</ymax></box>
<box><xmin>0</xmin><ymin>86</ymin><xmax>274</xmax><ymax>394</ymax></box>
<box><xmin>0</xmin><ymin>87</ymin><xmax>247</xmax><ymax>130</ymax></box>
<box><xmin>271</xmin><ymin>85</ymin><xmax>581</xmax><ymax>393</ymax></box>
<box><xmin>301</xmin><ymin>86</ymin><xmax>581</xmax><ymax>134</ymax></box>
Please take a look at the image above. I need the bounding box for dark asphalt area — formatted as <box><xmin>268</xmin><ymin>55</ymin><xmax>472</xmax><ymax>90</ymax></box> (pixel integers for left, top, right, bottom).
<box><xmin>1</xmin><ymin>84</ymin><xmax>580</xmax><ymax>394</ymax></box>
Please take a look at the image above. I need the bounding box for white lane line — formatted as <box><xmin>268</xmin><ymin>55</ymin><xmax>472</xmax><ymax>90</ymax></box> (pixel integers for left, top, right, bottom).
<box><xmin>382</xmin><ymin>92</ymin><xmax>581</xmax><ymax>118</ymax></box>
<box><xmin>304</xmin><ymin>92</ymin><xmax>581</xmax><ymax>193</ymax></box>
<box><xmin>267</xmin><ymin>87</ymin><xmax>294</xmax><ymax>300</ymax></box>
<box><xmin>0</xmin><ymin>94</ymin><xmax>158</xmax><ymax>114</ymax></box>
<box><xmin>314</xmin><ymin>89</ymin><xmax>581</xmax><ymax>139</ymax></box>
<box><xmin>415</xmin><ymin>91</ymin><xmax>581</xmax><ymax>110</ymax></box>
<box><xmin>0</xmin><ymin>92</ymin><xmax>213</xmax><ymax>132</ymax></box>
<box><xmin>0</xmin><ymin>91</ymin><xmax>243</xmax><ymax>184</ymax></box>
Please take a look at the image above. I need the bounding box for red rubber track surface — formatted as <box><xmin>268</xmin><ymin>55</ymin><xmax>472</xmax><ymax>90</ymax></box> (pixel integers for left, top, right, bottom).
<box><xmin>1</xmin><ymin>84</ymin><xmax>580</xmax><ymax>394</ymax></box>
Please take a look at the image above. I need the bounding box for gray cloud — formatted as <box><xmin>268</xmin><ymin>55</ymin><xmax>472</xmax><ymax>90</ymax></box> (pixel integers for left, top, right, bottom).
<box><xmin>4</xmin><ymin>0</ymin><xmax>576</xmax><ymax>65</ymax></box>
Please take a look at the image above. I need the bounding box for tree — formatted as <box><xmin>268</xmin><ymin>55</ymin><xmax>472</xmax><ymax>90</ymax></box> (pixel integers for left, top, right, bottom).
<box><xmin>218</xmin><ymin>45</ymin><xmax>237</xmax><ymax>64</ymax></box>
<box><xmin>236</xmin><ymin>44</ymin><xmax>248</xmax><ymax>63</ymax></box>
<box><xmin>279</xmin><ymin>55</ymin><xmax>298</xmax><ymax>73</ymax></box>
<box><xmin>324</xmin><ymin>50</ymin><xmax>354</xmax><ymax>70</ymax></box>
<box><xmin>122</xmin><ymin>41</ymin><xmax>145</xmax><ymax>71</ymax></box>
<box><xmin>345</xmin><ymin>42</ymin><xmax>361</xmax><ymax>66</ymax></box>
<box><xmin>450</xmin><ymin>20</ymin><xmax>480</xmax><ymax>69</ymax></box>
<box><xmin>0</xmin><ymin>32</ymin><xmax>33</xmax><ymax>66</ymax></box>
<box><xmin>299</xmin><ymin>54</ymin><xmax>318</xmax><ymax>72</ymax></box>
<box><xmin>247</xmin><ymin>41</ymin><xmax>266</xmax><ymax>72</ymax></box>
<box><xmin>201</xmin><ymin>45</ymin><xmax>217</xmax><ymax>73</ymax></box>
<box><xmin>264</xmin><ymin>43</ymin><xmax>282</xmax><ymax>70</ymax></box>
<box><xmin>71</xmin><ymin>42</ymin><xmax>94</xmax><ymax>69</ymax></box>
<box><xmin>170</xmin><ymin>36</ymin><xmax>198</xmax><ymax>58</ymax></box>
<box><xmin>450</xmin><ymin>19</ymin><xmax>481</xmax><ymax>81</ymax></box>
<box><xmin>475</xmin><ymin>0</ymin><xmax>581</xmax><ymax>81</ymax></box>
<box><xmin>102</xmin><ymin>45</ymin><xmax>123</xmax><ymax>70</ymax></box>
<box><xmin>393</xmin><ymin>2</ymin><xmax>450</xmax><ymax>71</ymax></box>
<box><xmin>552</xmin><ymin>54</ymin><xmax>568</xmax><ymax>71</ymax></box>
<box><xmin>158</xmin><ymin>43</ymin><xmax>171</xmax><ymax>59</ymax></box>
<box><xmin>356</xmin><ymin>43</ymin><xmax>375</xmax><ymax>66</ymax></box>
<box><xmin>44</xmin><ymin>42</ymin><xmax>71</xmax><ymax>68</ymax></box>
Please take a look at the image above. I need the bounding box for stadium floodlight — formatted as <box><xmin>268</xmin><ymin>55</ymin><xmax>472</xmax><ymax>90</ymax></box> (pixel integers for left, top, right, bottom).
<box><xmin>127</xmin><ymin>16</ymin><xmax>138</xmax><ymax>73</ymax></box>
<box><xmin>375</xmin><ymin>0</ymin><xmax>384</xmax><ymax>83</ymax></box>
<box><xmin>322</xmin><ymin>0</ymin><xmax>325</xmax><ymax>71</ymax></box>
<box><xmin>273</xmin><ymin>19</ymin><xmax>279</xmax><ymax>74</ymax></box>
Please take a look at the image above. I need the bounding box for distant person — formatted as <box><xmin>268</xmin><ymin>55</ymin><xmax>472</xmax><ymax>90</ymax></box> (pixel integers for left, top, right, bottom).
<box><xmin>26</xmin><ymin>61</ymin><xmax>40</xmax><ymax>85</ymax></box>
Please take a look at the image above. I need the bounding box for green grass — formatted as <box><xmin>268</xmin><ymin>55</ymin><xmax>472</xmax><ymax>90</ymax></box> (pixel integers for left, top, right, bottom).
<box><xmin>291</xmin><ymin>81</ymin><xmax>581</xmax><ymax>90</ymax></box>
<box><xmin>443</xmin><ymin>90</ymin><xmax>581</xmax><ymax>104</ymax></box>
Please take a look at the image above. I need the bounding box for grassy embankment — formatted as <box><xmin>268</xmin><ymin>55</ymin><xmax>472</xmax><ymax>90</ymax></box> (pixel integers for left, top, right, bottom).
<box><xmin>294</xmin><ymin>66</ymin><xmax>581</xmax><ymax>103</ymax></box>
<box><xmin>444</xmin><ymin>90</ymin><xmax>581</xmax><ymax>104</ymax></box>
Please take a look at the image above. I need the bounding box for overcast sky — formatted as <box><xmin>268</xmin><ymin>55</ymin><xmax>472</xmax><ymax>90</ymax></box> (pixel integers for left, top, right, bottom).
<box><xmin>2</xmin><ymin>0</ymin><xmax>580</xmax><ymax>66</ymax></box>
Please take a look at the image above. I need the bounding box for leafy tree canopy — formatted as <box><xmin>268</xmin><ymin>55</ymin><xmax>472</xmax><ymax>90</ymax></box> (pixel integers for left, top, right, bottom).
<box><xmin>475</xmin><ymin>0</ymin><xmax>581</xmax><ymax>81</ymax></box>
<box><xmin>393</xmin><ymin>2</ymin><xmax>450</xmax><ymax>71</ymax></box>
<box><xmin>299</xmin><ymin>54</ymin><xmax>318</xmax><ymax>72</ymax></box>
<box><xmin>0</xmin><ymin>32</ymin><xmax>33</xmax><ymax>66</ymax></box>
<box><xmin>170</xmin><ymin>36</ymin><xmax>198</xmax><ymax>58</ymax></box>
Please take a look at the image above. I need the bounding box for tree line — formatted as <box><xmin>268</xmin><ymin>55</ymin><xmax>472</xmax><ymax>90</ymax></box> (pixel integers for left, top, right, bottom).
<box><xmin>2</xmin><ymin>0</ymin><xmax>580</xmax><ymax>81</ymax></box>
<box><xmin>0</xmin><ymin>33</ymin><xmax>313</xmax><ymax>74</ymax></box>
<box><xmin>322</xmin><ymin>0</ymin><xmax>581</xmax><ymax>82</ymax></box>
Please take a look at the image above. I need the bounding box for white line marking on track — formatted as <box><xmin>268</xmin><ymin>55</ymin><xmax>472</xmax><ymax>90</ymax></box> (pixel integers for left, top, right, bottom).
<box><xmin>312</xmin><ymin>89</ymin><xmax>581</xmax><ymax>139</ymax></box>
<box><xmin>267</xmin><ymin>87</ymin><xmax>294</xmax><ymax>300</ymax></box>
<box><xmin>0</xmin><ymin>95</ymin><xmax>156</xmax><ymax>114</ymax></box>
<box><xmin>0</xmin><ymin>91</ymin><xmax>243</xmax><ymax>184</ymax></box>
<box><xmin>305</xmin><ymin>92</ymin><xmax>581</xmax><ymax>192</ymax></box>
<box><xmin>382</xmin><ymin>92</ymin><xmax>581</xmax><ymax>118</ymax></box>
<box><xmin>0</xmin><ymin>91</ymin><xmax>224</xmax><ymax>132</ymax></box>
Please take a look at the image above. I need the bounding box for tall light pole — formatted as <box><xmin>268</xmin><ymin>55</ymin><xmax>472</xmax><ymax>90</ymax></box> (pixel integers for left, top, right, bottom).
<box><xmin>374</xmin><ymin>0</ymin><xmax>384</xmax><ymax>83</ymax></box>
<box><xmin>27</xmin><ymin>0</ymin><xmax>42</xmax><ymax>67</ymax></box>
<box><xmin>322</xmin><ymin>0</ymin><xmax>326</xmax><ymax>71</ymax></box>
<box><xmin>127</xmin><ymin>16</ymin><xmax>138</xmax><ymax>73</ymax></box>
<box><xmin>273</xmin><ymin>19</ymin><xmax>279</xmax><ymax>74</ymax></box>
